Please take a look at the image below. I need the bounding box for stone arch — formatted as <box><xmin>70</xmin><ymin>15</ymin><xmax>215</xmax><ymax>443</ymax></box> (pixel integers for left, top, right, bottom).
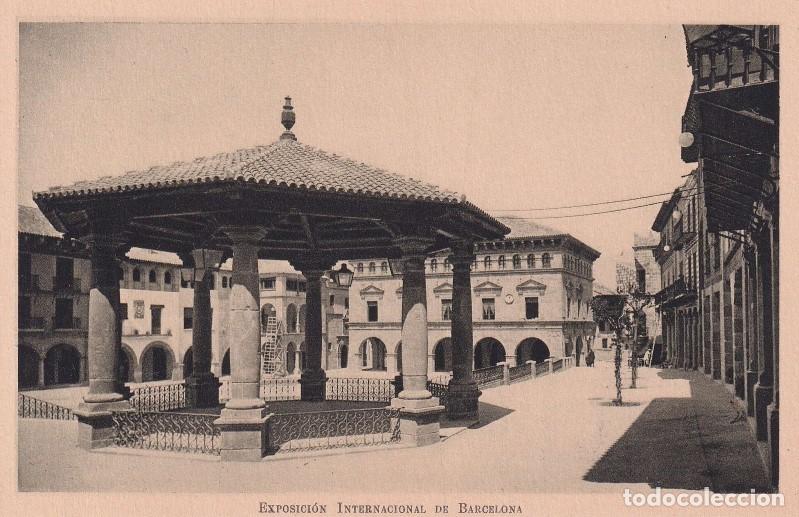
<box><xmin>395</xmin><ymin>341</ymin><xmax>402</xmax><ymax>373</ymax></box>
<box><xmin>183</xmin><ymin>347</ymin><xmax>193</xmax><ymax>378</ymax></box>
<box><xmin>433</xmin><ymin>338</ymin><xmax>453</xmax><ymax>372</ymax></box>
<box><xmin>515</xmin><ymin>337</ymin><xmax>550</xmax><ymax>365</ymax></box>
<box><xmin>261</xmin><ymin>303</ymin><xmax>276</xmax><ymax>326</ymax></box>
<box><xmin>285</xmin><ymin>342</ymin><xmax>297</xmax><ymax>374</ymax></box>
<box><xmin>575</xmin><ymin>335</ymin><xmax>584</xmax><ymax>366</ymax></box>
<box><xmin>358</xmin><ymin>337</ymin><xmax>387</xmax><ymax>371</ymax></box>
<box><xmin>286</xmin><ymin>304</ymin><xmax>298</xmax><ymax>333</ymax></box>
<box><xmin>119</xmin><ymin>343</ymin><xmax>137</xmax><ymax>383</ymax></box>
<box><xmin>44</xmin><ymin>343</ymin><xmax>81</xmax><ymax>385</ymax></box>
<box><xmin>298</xmin><ymin>304</ymin><xmax>306</xmax><ymax>331</ymax></box>
<box><xmin>221</xmin><ymin>348</ymin><xmax>230</xmax><ymax>376</ymax></box>
<box><xmin>18</xmin><ymin>345</ymin><xmax>39</xmax><ymax>388</ymax></box>
<box><xmin>140</xmin><ymin>341</ymin><xmax>175</xmax><ymax>382</ymax></box>
<box><xmin>474</xmin><ymin>337</ymin><xmax>506</xmax><ymax>369</ymax></box>
<box><xmin>340</xmin><ymin>343</ymin><xmax>349</xmax><ymax>369</ymax></box>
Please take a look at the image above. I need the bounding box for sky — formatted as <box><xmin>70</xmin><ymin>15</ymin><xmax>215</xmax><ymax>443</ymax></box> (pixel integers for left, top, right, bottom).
<box><xmin>18</xmin><ymin>23</ymin><xmax>696</xmax><ymax>287</ymax></box>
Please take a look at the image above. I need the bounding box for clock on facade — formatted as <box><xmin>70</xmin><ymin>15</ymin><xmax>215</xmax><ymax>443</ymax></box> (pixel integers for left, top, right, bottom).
<box><xmin>504</xmin><ymin>294</ymin><xmax>514</xmax><ymax>304</ymax></box>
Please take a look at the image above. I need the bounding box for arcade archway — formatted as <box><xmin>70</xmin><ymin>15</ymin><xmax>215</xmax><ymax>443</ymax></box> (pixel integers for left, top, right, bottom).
<box><xmin>515</xmin><ymin>338</ymin><xmax>550</xmax><ymax>365</ymax></box>
<box><xmin>474</xmin><ymin>338</ymin><xmax>506</xmax><ymax>369</ymax></box>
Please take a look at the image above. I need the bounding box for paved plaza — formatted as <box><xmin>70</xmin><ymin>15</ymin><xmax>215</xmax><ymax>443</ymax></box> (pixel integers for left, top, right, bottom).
<box><xmin>18</xmin><ymin>364</ymin><xmax>769</xmax><ymax>493</ymax></box>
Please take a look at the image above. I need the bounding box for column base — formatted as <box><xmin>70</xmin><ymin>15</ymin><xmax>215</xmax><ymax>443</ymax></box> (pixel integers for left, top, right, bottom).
<box><xmin>746</xmin><ymin>370</ymin><xmax>758</xmax><ymax>417</ymax></box>
<box><xmin>767</xmin><ymin>404</ymin><xmax>779</xmax><ymax>489</ymax></box>
<box><xmin>74</xmin><ymin>399</ymin><xmax>133</xmax><ymax>450</ymax></box>
<box><xmin>754</xmin><ymin>383</ymin><xmax>773</xmax><ymax>441</ymax></box>
<box><xmin>214</xmin><ymin>406</ymin><xmax>270</xmax><ymax>462</ymax></box>
<box><xmin>391</xmin><ymin>397</ymin><xmax>444</xmax><ymax>446</ymax></box>
<box><xmin>446</xmin><ymin>380</ymin><xmax>481</xmax><ymax>421</ymax></box>
<box><xmin>186</xmin><ymin>373</ymin><xmax>221</xmax><ymax>408</ymax></box>
<box><xmin>299</xmin><ymin>372</ymin><xmax>327</xmax><ymax>401</ymax></box>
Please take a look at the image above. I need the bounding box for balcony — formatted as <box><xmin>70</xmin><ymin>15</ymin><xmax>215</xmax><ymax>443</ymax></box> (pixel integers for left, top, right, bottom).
<box><xmin>53</xmin><ymin>317</ymin><xmax>83</xmax><ymax>330</ymax></box>
<box><xmin>52</xmin><ymin>276</ymin><xmax>83</xmax><ymax>293</ymax></box>
<box><xmin>672</xmin><ymin>220</ymin><xmax>696</xmax><ymax>251</ymax></box>
<box><xmin>19</xmin><ymin>317</ymin><xmax>46</xmax><ymax>330</ymax></box>
<box><xmin>653</xmin><ymin>237</ymin><xmax>672</xmax><ymax>263</ymax></box>
<box><xmin>654</xmin><ymin>277</ymin><xmax>695</xmax><ymax>309</ymax></box>
<box><xmin>688</xmin><ymin>25</ymin><xmax>778</xmax><ymax>95</ymax></box>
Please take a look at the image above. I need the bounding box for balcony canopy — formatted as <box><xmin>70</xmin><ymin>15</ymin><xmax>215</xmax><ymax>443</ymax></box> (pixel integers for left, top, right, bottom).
<box><xmin>34</xmin><ymin>98</ymin><xmax>509</xmax><ymax>261</ymax></box>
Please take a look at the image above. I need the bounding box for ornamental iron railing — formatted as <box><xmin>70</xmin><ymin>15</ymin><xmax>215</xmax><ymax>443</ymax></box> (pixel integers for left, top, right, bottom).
<box><xmin>267</xmin><ymin>407</ymin><xmax>401</xmax><ymax>454</ymax></box>
<box><xmin>426</xmin><ymin>380</ymin><xmax>449</xmax><ymax>407</ymax></box>
<box><xmin>473</xmin><ymin>365</ymin><xmax>503</xmax><ymax>388</ymax></box>
<box><xmin>18</xmin><ymin>393</ymin><xmax>75</xmax><ymax>420</ymax></box>
<box><xmin>129</xmin><ymin>382</ymin><xmax>187</xmax><ymax>412</ymax></box>
<box><xmin>111</xmin><ymin>410</ymin><xmax>220</xmax><ymax>455</ymax></box>
<box><xmin>509</xmin><ymin>363</ymin><xmax>533</xmax><ymax>382</ymax></box>
<box><xmin>552</xmin><ymin>358</ymin><xmax>564</xmax><ymax>372</ymax></box>
<box><xmin>326</xmin><ymin>377</ymin><xmax>392</xmax><ymax>402</ymax></box>
<box><xmin>535</xmin><ymin>361</ymin><xmax>549</xmax><ymax>376</ymax></box>
<box><xmin>260</xmin><ymin>378</ymin><xmax>301</xmax><ymax>401</ymax></box>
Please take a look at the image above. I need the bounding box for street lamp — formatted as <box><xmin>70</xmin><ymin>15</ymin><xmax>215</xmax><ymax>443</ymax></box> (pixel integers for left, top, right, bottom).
<box><xmin>331</xmin><ymin>263</ymin><xmax>354</xmax><ymax>288</ymax></box>
<box><xmin>679</xmin><ymin>132</ymin><xmax>695</xmax><ymax>148</ymax></box>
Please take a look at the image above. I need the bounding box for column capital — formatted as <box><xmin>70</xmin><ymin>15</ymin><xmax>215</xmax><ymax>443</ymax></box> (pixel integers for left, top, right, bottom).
<box><xmin>80</xmin><ymin>232</ymin><xmax>132</xmax><ymax>259</ymax></box>
<box><xmin>290</xmin><ymin>253</ymin><xmax>337</xmax><ymax>276</ymax></box>
<box><xmin>219</xmin><ymin>225</ymin><xmax>267</xmax><ymax>246</ymax></box>
<box><xmin>393</xmin><ymin>235</ymin><xmax>436</xmax><ymax>257</ymax></box>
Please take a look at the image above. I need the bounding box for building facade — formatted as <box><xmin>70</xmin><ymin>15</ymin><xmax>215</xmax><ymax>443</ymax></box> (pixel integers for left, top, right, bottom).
<box><xmin>653</xmin><ymin>25</ymin><xmax>779</xmax><ymax>487</ymax></box>
<box><xmin>346</xmin><ymin>216</ymin><xmax>600</xmax><ymax>374</ymax></box>
<box><xmin>631</xmin><ymin>232</ymin><xmax>662</xmax><ymax>344</ymax></box>
<box><xmin>18</xmin><ymin>205</ymin><xmax>348</xmax><ymax>389</ymax></box>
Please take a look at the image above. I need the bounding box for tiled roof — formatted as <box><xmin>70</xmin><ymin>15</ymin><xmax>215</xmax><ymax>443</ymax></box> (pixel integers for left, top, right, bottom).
<box><xmin>494</xmin><ymin>215</ymin><xmax>562</xmax><ymax>239</ymax></box>
<box><xmin>18</xmin><ymin>205</ymin><xmax>61</xmax><ymax>237</ymax></box>
<box><xmin>34</xmin><ymin>139</ymin><xmax>463</xmax><ymax>204</ymax></box>
<box><xmin>126</xmin><ymin>247</ymin><xmax>184</xmax><ymax>265</ymax></box>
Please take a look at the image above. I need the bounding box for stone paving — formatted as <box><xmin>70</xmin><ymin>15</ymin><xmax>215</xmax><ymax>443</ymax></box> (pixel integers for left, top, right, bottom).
<box><xmin>18</xmin><ymin>363</ymin><xmax>769</xmax><ymax>493</ymax></box>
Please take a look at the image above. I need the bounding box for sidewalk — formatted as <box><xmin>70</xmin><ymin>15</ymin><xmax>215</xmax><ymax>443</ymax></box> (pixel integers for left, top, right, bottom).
<box><xmin>18</xmin><ymin>364</ymin><xmax>769</xmax><ymax>493</ymax></box>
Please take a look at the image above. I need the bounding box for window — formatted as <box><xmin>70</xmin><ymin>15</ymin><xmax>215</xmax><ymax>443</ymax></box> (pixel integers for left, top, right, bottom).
<box><xmin>542</xmin><ymin>253</ymin><xmax>551</xmax><ymax>268</ymax></box>
<box><xmin>286</xmin><ymin>278</ymin><xmax>299</xmax><ymax>291</ymax></box>
<box><xmin>222</xmin><ymin>277</ymin><xmax>228</xmax><ymax>288</ymax></box>
<box><xmin>368</xmin><ymin>262</ymin><xmax>376</xmax><ymax>274</ymax></box>
<box><xmin>299</xmin><ymin>281</ymin><xmax>306</xmax><ymax>293</ymax></box>
<box><xmin>527</xmin><ymin>254</ymin><xmax>535</xmax><ymax>268</ymax></box>
<box><xmin>148</xmin><ymin>270</ymin><xmax>157</xmax><ymax>283</ymax></box>
<box><xmin>484</xmin><ymin>256</ymin><xmax>492</xmax><ymax>270</ymax></box>
<box><xmin>132</xmin><ymin>268</ymin><xmax>141</xmax><ymax>282</ymax></box>
<box><xmin>120</xmin><ymin>303</ymin><xmax>128</xmax><ymax>320</ymax></box>
<box><xmin>498</xmin><ymin>255</ymin><xmax>506</xmax><ymax>270</ymax></box>
<box><xmin>525</xmin><ymin>297</ymin><xmax>539</xmax><ymax>320</ymax></box>
<box><xmin>55</xmin><ymin>298</ymin><xmax>74</xmax><ymax>328</ymax></box>
<box><xmin>512</xmin><ymin>254</ymin><xmax>521</xmax><ymax>269</ymax></box>
<box><xmin>567</xmin><ymin>297</ymin><xmax>571</xmax><ymax>318</ymax></box>
<box><xmin>442</xmin><ymin>299</ymin><xmax>452</xmax><ymax>321</ymax></box>
<box><xmin>367</xmin><ymin>301</ymin><xmax>379</xmax><ymax>322</ymax></box>
<box><xmin>430</xmin><ymin>259</ymin><xmax>438</xmax><ymax>272</ymax></box>
<box><xmin>329</xmin><ymin>294</ymin><xmax>335</xmax><ymax>306</ymax></box>
<box><xmin>444</xmin><ymin>259</ymin><xmax>451</xmax><ymax>272</ymax></box>
<box><xmin>183</xmin><ymin>307</ymin><xmax>193</xmax><ymax>329</ymax></box>
<box><xmin>260</xmin><ymin>277</ymin><xmax>276</xmax><ymax>290</ymax></box>
<box><xmin>380</xmin><ymin>262</ymin><xmax>388</xmax><ymax>274</ymax></box>
<box><xmin>481</xmin><ymin>298</ymin><xmax>496</xmax><ymax>320</ymax></box>
<box><xmin>164</xmin><ymin>271</ymin><xmax>172</xmax><ymax>285</ymax></box>
<box><xmin>357</xmin><ymin>263</ymin><xmax>364</xmax><ymax>274</ymax></box>
<box><xmin>602</xmin><ymin>338</ymin><xmax>608</xmax><ymax>349</ymax></box>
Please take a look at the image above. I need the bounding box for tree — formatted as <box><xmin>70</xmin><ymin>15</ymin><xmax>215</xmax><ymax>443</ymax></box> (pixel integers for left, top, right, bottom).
<box><xmin>591</xmin><ymin>294</ymin><xmax>627</xmax><ymax>405</ymax></box>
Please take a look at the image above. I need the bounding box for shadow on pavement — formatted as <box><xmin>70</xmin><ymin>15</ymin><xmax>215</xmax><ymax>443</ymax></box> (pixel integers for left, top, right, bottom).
<box><xmin>583</xmin><ymin>369</ymin><xmax>770</xmax><ymax>493</ymax></box>
<box><xmin>466</xmin><ymin>401</ymin><xmax>514</xmax><ymax>429</ymax></box>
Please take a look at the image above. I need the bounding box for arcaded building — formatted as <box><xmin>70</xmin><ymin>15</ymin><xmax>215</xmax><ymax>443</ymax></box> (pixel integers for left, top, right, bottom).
<box><xmin>346</xmin><ymin>216</ymin><xmax>600</xmax><ymax>374</ymax></box>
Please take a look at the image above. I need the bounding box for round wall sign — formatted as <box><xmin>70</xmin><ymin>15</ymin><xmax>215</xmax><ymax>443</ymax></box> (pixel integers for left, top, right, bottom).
<box><xmin>504</xmin><ymin>294</ymin><xmax>514</xmax><ymax>304</ymax></box>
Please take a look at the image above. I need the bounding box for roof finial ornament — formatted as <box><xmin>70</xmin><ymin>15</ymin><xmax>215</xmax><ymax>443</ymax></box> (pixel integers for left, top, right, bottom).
<box><xmin>280</xmin><ymin>96</ymin><xmax>297</xmax><ymax>141</ymax></box>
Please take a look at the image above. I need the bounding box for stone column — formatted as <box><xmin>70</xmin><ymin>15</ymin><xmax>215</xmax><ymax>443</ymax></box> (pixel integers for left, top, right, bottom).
<box><xmin>447</xmin><ymin>240</ymin><xmax>480</xmax><ymax>420</ymax></box>
<box><xmin>754</xmin><ymin>224</ymin><xmax>774</xmax><ymax>442</ymax></box>
<box><xmin>186</xmin><ymin>256</ymin><xmax>221</xmax><ymax>408</ymax></box>
<box><xmin>766</xmin><ymin>215</ymin><xmax>779</xmax><ymax>487</ymax></box>
<box><xmin>37</xmin><ymin>355</ymin><xmax>45</xmax><ymax>387</ymax></box>
<box><xmin>74</xmin><ymin>235</ymin><xmax>132</xmax><ymax>449</ymax></box>
<box><xmin>291</xmin><ymin>261</ymin><xmax>334</xmax><ymax>401</ymax></box>
<box><xmin>390</xmin><ymin>236</ymin><xmax>443</xmax><ymax>446</ymax></box>
<box><xmin>214</xmin><ymin>227</ymin><xmax>268</xmax><ymax>461</ymax></box>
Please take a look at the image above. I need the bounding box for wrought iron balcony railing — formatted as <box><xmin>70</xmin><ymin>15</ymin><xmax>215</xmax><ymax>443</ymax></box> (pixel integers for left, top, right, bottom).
<box><xmin>672</xmin><ymin>221</ymin><xmax>697</xmax><ymax>251</ymax></box>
